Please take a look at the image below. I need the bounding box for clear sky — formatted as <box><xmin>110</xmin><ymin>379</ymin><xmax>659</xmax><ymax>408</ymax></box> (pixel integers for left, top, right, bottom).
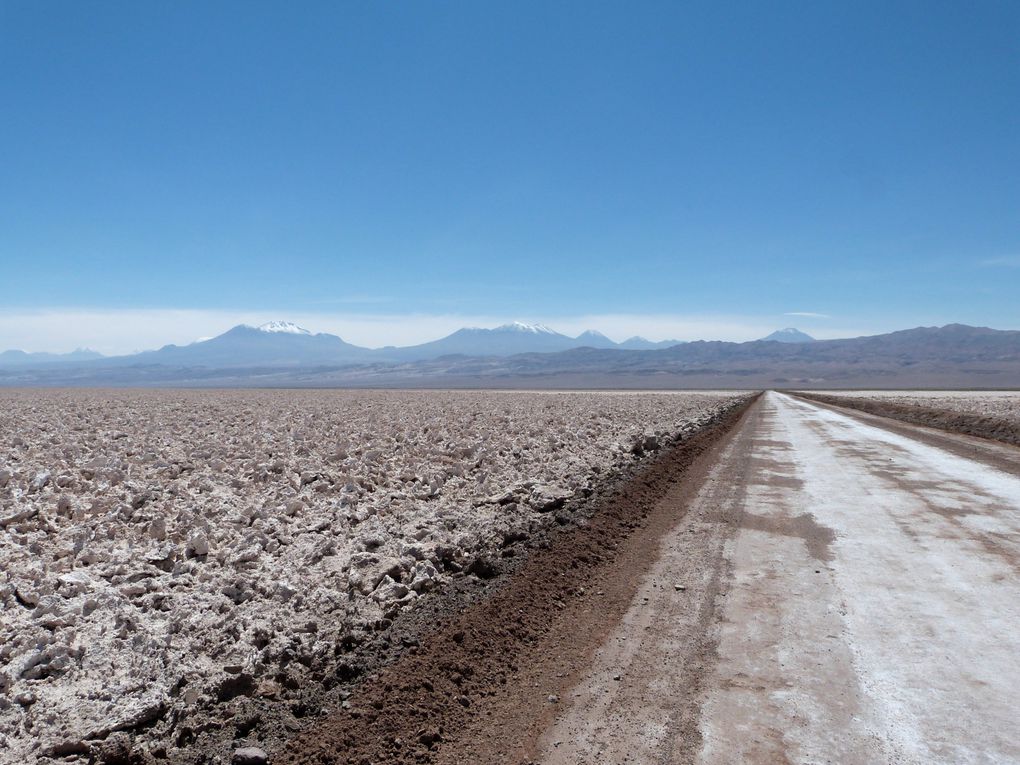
<box><xmin>1</xmin><ymin>1</ymin><xmax>1018</xmax><ymax>353</ymax></box>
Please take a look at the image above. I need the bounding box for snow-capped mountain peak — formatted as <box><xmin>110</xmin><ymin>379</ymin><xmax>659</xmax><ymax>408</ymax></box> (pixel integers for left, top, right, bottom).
<box><xmin>495</xmin><ymin>321</ymin><xmax>558</xmax><ymax>334</ymax></box>
<box><xmin>761</xmin><ymin>327</ymin><xmax>815</xmax><ymax>343</ymax></box>
<box><xmin>257</xmin><ymin>321</ymin><xmax>311</xmax><ymax>335</ymax></box>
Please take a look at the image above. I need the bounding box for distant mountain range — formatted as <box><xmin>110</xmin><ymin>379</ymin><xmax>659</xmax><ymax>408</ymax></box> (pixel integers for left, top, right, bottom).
<box><xmin>0</xmin><ymin>320</ymin><xmax>688</xmax><ymax>368</ymax></box>
<box><xmin>388</xmin><ymin>322</ymin><xmax>686</xmax><ymax>359</ymax></box>
<box><xmin>1</xmin><ymin>322</ymin><xmax>1018</xmax><ymax>388</ymax></box>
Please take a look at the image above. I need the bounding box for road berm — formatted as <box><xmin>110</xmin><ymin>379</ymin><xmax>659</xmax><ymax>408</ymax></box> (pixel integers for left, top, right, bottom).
<box><xmin>278</xmin><ymin>395</ymin><xmax>759</xmax><ymax>764</ymax></box>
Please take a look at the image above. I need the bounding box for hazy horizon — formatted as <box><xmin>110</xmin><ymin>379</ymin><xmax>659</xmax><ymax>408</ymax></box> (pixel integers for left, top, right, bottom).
<box><xmin>0</xmin><ymin>308</ymin><xmax>955</xmax><ymax>356</ymax></box>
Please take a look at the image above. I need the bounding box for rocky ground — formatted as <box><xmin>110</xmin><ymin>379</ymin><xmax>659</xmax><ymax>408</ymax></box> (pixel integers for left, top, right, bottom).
<box><xmin>0</xmin><ymin>389</ymin><xmax>746</xmax><ymax>764</ymax></box>
<box><xmin>796</xmin><ymin>390</ymin><xmax>1020</xmax><ymax>446</ymax></box>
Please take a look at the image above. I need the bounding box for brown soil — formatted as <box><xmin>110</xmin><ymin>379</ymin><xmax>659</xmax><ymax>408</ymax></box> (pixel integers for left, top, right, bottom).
<box><xmin>535</xmin><ymin>397</ymin><xmax>768</xmax><ymax>764</ymax></box>
<box><xmin>792</xmin><ymin>392</ymin><xmax>1020</xmax><ymax>448</ymax></box>
<box><xmin>277</xmin><ymin>395</ymin><xmax>760</xmax><ymax>765</ymax></box>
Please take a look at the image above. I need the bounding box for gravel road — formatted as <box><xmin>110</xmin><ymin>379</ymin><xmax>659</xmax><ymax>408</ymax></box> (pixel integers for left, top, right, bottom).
<box><xmin>537</xmin><ymin>391</ymin><xmax>1020</xmax><ymax>764</ymax></box>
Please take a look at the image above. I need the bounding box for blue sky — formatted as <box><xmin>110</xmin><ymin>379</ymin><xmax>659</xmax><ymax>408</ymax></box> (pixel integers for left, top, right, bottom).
<box><xmin>1</xmin><ymin>1</ymin><xmax>1018</xmax><ymax>352</ymax></box>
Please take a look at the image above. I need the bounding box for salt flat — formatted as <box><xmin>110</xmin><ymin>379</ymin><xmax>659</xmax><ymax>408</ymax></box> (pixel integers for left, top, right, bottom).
<box><xmin>808</xmin><ymin>389</ymin><xmax>1020</xmax><ymax>427</ymax></box>
<box><xmin>0</xmin><ymin>388</ymin><xmax>743</xmax><ymax>763</ymax></box>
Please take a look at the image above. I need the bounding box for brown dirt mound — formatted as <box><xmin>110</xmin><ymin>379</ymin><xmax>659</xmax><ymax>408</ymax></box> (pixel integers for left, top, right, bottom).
<box><xmin>793</xmin><ymin>393</ymin><xmax>1020</xmax><ymax>447</ymax></box>
<box><xmin>277</xmin><ymin>395</ymin><xmax>759</xmax><ymax>765</ymax></box>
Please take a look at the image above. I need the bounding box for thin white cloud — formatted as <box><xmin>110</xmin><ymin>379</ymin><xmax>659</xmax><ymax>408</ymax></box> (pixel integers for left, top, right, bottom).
<box><xmin>0</xmin><ymin>307</ymin><xmax>881</xmax><ymax>355</ymax></box>
<box><xmin>784</xmin><ymin>312</ymin><xmax>830</xmax><ymax>319</ymax></box>
<box><xmin>980</xmin><ymin>255</ymin><xmax>1020</xmax><ymax>268</ymax></box>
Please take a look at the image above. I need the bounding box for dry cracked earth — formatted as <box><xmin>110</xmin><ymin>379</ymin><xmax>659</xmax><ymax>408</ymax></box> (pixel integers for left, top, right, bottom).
<box><xmin>0</xmin><ymin>389</ymin><xmax>747</xmax><ymax>764</ymax></box>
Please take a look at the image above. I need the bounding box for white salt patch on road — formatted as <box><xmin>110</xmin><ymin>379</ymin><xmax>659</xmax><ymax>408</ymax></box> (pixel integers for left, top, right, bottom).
<box><xmin>699</xmin><ymin>392</ymin><xmax>1020</xmax><ymax>764</ymax></box>
<box><xmin>787</xmin><ymin>395</ymin><xmax>1020</xmax><ymax>505</ymax></box>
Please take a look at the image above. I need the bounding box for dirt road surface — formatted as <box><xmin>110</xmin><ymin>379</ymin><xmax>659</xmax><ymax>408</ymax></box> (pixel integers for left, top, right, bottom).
<box><xmin>537</xmin><ymin>391</ymin><xmax>1020</xmax><ymax>764</ymax></box>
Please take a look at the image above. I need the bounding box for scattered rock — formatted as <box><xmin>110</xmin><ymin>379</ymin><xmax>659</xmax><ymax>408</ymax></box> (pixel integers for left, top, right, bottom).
<box><xmin>409</xmin><ymin>560</ymin><xmax>439</xmax><ymax>593</ymax></box>
<box><xmin>148</xmin><ymin>516</ymin><xmax>167</xmax><ymax>540</ymax></box>
<box><xmin>20</xmin><ymin>645</ymin><xmax>73</xmax><ymax>680</ymax></box>
<box><xmin>372</xmin><ymin>576</ymin><xmax>409</xmax><ymax>603</ymax></box>
<box><xmin>630</xmin><ymin>432</ymin><xmax>661</xmax><ymax>456</ymax></box>
<box><xmin>349</xmin><ymin>554</ymin><xmax>404</xmax><ymax>595</ymax></box>
<box><xmin>528</xmin><ymin>484</ymin><xmax>574</xmax><ymax>512</ymax></box>
<box><xmin>94</xmin><ymin>731</ymin><xmax>132</xmax><ymax>764</ymax></box>
<box><xmin>483</xmin><ymin>489</ymin><xmax>516</xmax><ymax>505</ymax></box>
<box><xmin>28</xmin><ymin>471</ymin><xmax>51</xmax><ymax>493</ymax></box>
<box><xmin>185</xmin><ymin>532</ymin><xmax>210</xmax><ymax>557</ymax></box>
<box><xmin>131</xmin><ymin>490</ymin><xmax>153</xmax><ymax>509</ymax></box>
<box><xmin>232</xmin><ymin>746</ymin><xmax>269</xmax><ymax>765</ymax></box>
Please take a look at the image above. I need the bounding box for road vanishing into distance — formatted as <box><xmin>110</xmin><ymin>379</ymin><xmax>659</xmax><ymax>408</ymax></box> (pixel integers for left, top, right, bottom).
<box><xmin>537</xmin><ymin>392</ymin><xmax>1020</xmax><ymax>764</ymax></box>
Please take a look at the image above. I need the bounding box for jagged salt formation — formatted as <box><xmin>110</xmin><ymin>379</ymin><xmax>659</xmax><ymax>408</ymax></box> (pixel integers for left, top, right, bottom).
<box><xmin>811</xmin><ymin>390</ymin><xmax>1020</xmax><ymax>426</ymax></box>
<box><xmin>0</xmin><ymin>389</ymin><xmax>746</xmax><ymax>763</ymax></box>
